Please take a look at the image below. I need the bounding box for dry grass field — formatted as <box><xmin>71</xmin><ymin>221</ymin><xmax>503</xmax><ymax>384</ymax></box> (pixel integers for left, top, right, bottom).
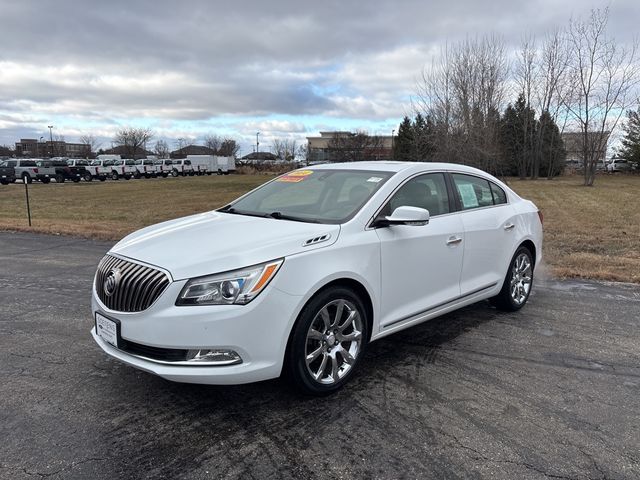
<box><xmin>1</xmin><ymin>173</ymin><xmax>638</xmax><ymax>283</ymax></box>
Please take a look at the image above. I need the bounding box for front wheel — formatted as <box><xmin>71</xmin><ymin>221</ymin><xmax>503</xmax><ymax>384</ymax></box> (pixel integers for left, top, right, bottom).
<box><xmin>490</xmin><ymin>246</ymin><xmax>534</xmax><ymax>311</ymax></box>
<box><xmin>285</xmin><ymin>286</ymin><xmax>368</xmax><ymax>395</ymax></box>
<box><xmin>171</xmin><ymin>169</ymin><xmax>179</xmax><ymax>177</ymax></box>
<box><xmin>55</xmin><ymin>174</ymin><xmax>65</xmax><ymax>183</ymax></box>
<box><xmin>111</xmin><ymin>171</ymin><xmax>119</xmax><ymax>181</ymax></box>
<box><xmin>83</xmin><ymin>172</ymin><xmax>92</xmax><ymax>182</ymax></box>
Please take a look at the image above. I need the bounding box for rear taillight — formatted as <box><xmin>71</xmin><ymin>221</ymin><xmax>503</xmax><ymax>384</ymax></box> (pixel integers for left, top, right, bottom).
<box><xmin>537</xmin><ymin>210</ymin><xmax>543</xmax><ymax>224</ymax></box>
<box><xmin>34</xmin><ymin>168</ymin><xmax>39</xmax><ymax>173</ymax></box>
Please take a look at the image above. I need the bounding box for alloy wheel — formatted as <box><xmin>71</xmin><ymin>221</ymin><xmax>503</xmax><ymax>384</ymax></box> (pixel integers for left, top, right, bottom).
<box><xmin>305</xmin><ymin>299</ymin><xmax>363</xmax><ymax>385</ymax></box>
<box><xmin>510</xmin><ymin>252</ymin><xmax>532</xmax><ymax>305</ymax></box>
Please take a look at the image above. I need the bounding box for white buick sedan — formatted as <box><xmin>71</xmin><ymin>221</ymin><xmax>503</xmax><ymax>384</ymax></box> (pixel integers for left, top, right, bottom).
<box><xmin>92</xmin><ymin>162</ymin><xmax>542</xmax><ymax>394</ymax></box>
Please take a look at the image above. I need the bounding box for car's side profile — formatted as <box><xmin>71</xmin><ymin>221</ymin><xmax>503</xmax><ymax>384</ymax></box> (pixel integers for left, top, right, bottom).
<box><xmin>91</xmin><ymin>162</ymin><xmax>542</xmax><ymax>395</ymax></box>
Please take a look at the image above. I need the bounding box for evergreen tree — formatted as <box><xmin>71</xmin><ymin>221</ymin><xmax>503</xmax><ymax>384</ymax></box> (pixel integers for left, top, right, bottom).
<box><xmin>412</xmin><ymin>113</ymin><xmax>436</xmax><ymax>161</ymax></box>
<box><xmin>394</xmin><ymin>116</ymin><xmax>414</xmax><ymax>161</ymax></box>
<box><xmin>500</xmin><ymin>94</ymin><xmax>536</xmax><ymax>178</ymax></box>
<box><xmin>537</xmin><ymin>110</ymin><xmax>566</xmax><ymax>178</ymax></box>
<box><xmin>618</xmin><ymin>106</ymin><xmax>640</xmax><ymax>165</ymax></box>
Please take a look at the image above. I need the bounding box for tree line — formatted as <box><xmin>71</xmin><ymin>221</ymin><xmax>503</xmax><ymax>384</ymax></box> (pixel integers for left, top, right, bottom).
<box><xmin>407</xmin><ymin>7</ymin><xmax>639</xmax><ymax>185</ymax></box>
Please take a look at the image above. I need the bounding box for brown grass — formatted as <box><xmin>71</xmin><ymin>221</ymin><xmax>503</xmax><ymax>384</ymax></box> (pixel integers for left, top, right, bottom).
<box><xmin>1</xmin><ymin>173</ymin><xmax>638</xmax><ymax>283</ymax></box>
<box><xmin>505</xmin><ymin>175</ymin><xmax>640</xmax><ymax>283</ymax></box>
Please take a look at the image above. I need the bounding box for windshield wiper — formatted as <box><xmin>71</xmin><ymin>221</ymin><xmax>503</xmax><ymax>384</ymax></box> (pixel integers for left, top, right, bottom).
<box><xmin>266</xmin><ymin>212</ymin><xmax>320</xmax><ymax>223</ymax></box>
<box><xmin>219</xmin><ymin>207</ymin><xmax>268</xmax><ymax>218</ymax></box>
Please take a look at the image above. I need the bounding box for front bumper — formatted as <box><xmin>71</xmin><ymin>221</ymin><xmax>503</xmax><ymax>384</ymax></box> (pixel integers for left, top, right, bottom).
<box><xmin>91</xmin><ymin>279</ymin><xmax>303</xmax><ymax>385</ymax></box>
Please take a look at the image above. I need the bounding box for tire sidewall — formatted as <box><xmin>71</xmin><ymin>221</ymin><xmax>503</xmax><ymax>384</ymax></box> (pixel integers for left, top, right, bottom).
<box><xmin>502</xmin><ymin>246</ymin><xmax>534</xmax><ymax>311</ymax></box>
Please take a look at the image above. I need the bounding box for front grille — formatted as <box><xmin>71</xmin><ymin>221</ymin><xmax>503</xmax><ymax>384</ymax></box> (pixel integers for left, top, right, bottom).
<box><xmin>95</xmin><ymin>255</ymin><xmax>170</xmax><ymax>312</ymax></box>
<box><xmin>119</xmin><ymin>339</ymin><xmax>188</xmax><ymax>362</ymax></box>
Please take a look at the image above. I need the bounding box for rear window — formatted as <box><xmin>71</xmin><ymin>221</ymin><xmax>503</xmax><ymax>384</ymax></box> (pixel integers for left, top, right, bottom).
<box><xmin>19</xmin><ymin>160</ymin><xmax>37</xmax><ymax>167</ymax></box>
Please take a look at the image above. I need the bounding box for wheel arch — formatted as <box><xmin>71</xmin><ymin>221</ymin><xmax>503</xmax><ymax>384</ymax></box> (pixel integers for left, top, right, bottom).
<box><xmin>518</xmin><ymin>239</ymin><xmax>537</xmax><ymax>267</ymax></box>
<box><xmin>282</xmin><ymin>276</ymin><xmax>375</xmax><ymax>369</ymax></box>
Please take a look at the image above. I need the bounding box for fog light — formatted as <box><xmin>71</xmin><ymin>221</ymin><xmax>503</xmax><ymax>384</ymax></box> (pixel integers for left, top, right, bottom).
<box><xmin>186</xmin><ymin>349</ymin><xmax>242</xmax><ymax>365</ymax></box>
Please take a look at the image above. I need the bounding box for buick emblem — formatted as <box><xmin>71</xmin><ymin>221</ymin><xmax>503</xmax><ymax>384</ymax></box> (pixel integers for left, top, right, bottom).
<box><xmin>104</xmin><ymin>268</ymin><xmax>122</xmax><ymax>297</ymax></box>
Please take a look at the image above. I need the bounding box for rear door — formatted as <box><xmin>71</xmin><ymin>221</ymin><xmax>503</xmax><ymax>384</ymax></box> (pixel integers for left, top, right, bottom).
<box><xmin>450</xmin><ymin>173</ymin><xmax>518</xmax><ymax>295</ymax></box>
<box><xmin>375</xmin><ymin>172</ymin><xmax>464</xmax><ymax>329</ymax></box>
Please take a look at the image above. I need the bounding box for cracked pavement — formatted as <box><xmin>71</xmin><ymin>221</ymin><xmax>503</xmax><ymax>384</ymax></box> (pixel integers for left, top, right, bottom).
<box><xmin>1</xmin><ymin>231</ymin><xmax>639</xmax><ymax>479</ymax></box>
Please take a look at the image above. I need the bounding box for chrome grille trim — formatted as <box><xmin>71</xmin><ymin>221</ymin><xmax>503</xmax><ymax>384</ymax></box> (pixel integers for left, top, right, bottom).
<box><xmin>95</xmin><ymin>254</ymin><xmax>170</xmax><ymax>312</ymax></box>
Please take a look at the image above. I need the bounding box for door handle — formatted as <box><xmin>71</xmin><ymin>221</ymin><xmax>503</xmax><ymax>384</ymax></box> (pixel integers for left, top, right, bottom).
<box><xmin>446</xmin><ymin>236</ymin><xmax>462</xmax><ymax>245</ymax></box>
<box><xmin>504</xmin><ymin>223</ymin><xmax>515</xmax><ymax>231</ymax></box>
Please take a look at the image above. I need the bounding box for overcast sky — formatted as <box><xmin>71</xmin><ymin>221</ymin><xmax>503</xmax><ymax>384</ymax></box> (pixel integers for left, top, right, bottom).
<box><xmin>0</xmin><ymin>0</ymin><xmax>637</xmax><ymax>155</ymax></box>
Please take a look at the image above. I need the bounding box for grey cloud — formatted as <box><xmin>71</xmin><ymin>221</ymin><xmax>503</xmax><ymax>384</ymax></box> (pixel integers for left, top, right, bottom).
<box><xmin>1</xmin><ymin>0</ymin><xmax>638</xmax><ymax>145</ymax></box>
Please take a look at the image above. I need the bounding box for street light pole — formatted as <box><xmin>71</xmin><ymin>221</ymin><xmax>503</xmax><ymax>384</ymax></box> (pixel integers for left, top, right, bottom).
<box><xmin>256</xmin><ymin>132</ymin><xmax>260</xmax><ymax>154</ymax></box>
<box><xmin>391</xmin><ymin>129</ymin><xmax>395</xmax><ymax>160</ymax></box>
<box><xmin>47</xmin><ymin>125</ymin><xmax>54</xmax><ymax>158</ymax></box>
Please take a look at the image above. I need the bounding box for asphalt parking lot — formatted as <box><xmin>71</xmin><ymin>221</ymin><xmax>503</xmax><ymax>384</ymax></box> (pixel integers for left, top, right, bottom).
<box><xmin>1</xmin><ymin>232</ymin><xmax>639</xmax><ymax>480</ymax></box>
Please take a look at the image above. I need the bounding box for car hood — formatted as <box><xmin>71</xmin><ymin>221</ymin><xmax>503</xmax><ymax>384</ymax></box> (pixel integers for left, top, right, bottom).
<box><xmin>110</xmin><ymin>211</ymin><xmax>340</xmax><ymax>280</ymax></box>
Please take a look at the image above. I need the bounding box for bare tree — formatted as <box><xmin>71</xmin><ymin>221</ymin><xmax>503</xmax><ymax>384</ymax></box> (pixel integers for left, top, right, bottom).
<box><xmin>564</xmin><ymin>7</ymin><xmax>639</xmax><ymax>185</ymax></box>
<box><xmin>79</xmin><ymin>134</ymin><xmax>101</xmax><ymax>157</ymax></box>
<box><xmin>514</xmin><ymin>36</ymin><xmax>539</xmax><ymax>178</ymax></box>
<box><xmin>218</xmin><ymin>138</ymin><xmax>240</xmax><ymax>157</ymax></box>
<box><xmin>272</xmin><ymin>138</ymin><xmax>298</xmax><ymax>161</ymax></box>
<box><xmin>113</xmin><ymin>127</ymin><xmax>154</xmax><ymax>159</ymax></box>
<box><xmin>204</xmin><ymin>134</ymin><xmax>222</xmax><ymax>153</ymax></box>
<box><xmin>327</xmin><ymin>131</ymin><xmax>385</xmax><ymax>162</ymax></box>
<box><xmin>534</xmin><ymin>28</ymin><xmax>573</xmax><ymax>178</ymax></box>
<box><xmin>414</xmin><ymin>35</ymin><xmax>509</xmax><ymax>173</ymax></box>
<box><xmin>174</xmin><ymin>137</ymin><xmax>189</xmax><ymax>153</ymax></box>
<box><xmin>154</xmin><ymin>139</ymin><xmax>170</xmax><ymax>159</ymax></box>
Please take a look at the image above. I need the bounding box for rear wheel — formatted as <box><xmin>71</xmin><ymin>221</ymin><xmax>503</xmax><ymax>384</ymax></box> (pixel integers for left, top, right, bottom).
<box><xmin>41</xmin><ymin>177</ymin><xmax>51</xmax><ymax>184</ymax></box>
<box><xmin>171</xmin><ymin>169</ymin><xmax>179</xmax><ymax>177</ymax></box>
<box><xmin>490</xmin><ymin>246</ymin><xmax>534</xmax><ymax>311</ymax></box>
<box><xmin>55</xmin><ymin>174</ymin><xmax>64</xmax><ymax>183</ymax></box>
<box><xmin>99</xmin><ymin>176</ymin><xmax>106</xmax><ymax>182</ymax></box>
<box><xmin>285</xmin><ymin>286</ymin><xmax>368</xmax><ymax>395</ymax></box>
<box><xmin>83</xmin><ymin>172</ymin><xmax>92</xmax><ymax>182</ymax></box>
<box><xmin>111</xmin><ymin>171</ymin><xmax>119</xmax><ymax>181</ymax></box>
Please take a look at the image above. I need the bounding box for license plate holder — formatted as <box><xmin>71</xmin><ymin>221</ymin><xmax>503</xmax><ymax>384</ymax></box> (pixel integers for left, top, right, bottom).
<box><xmin>95</xmin><ymin>312</ymin><xmax>120</xmax><ymax>348</ymax></box>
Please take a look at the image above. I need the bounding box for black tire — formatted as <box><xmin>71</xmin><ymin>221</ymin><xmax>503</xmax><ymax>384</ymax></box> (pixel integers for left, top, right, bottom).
<box><xmin>124</xmin><ymin>174</ymin><xmax>131</xmax><ymax>180</ymax></box>
<box><xmin>41</xmin><ymin>177</ymin><xmax>51</xmax><ymax>184</ymax></box>
<box><xmin>55</xmin><ymin>174</ymin><xmax>64</xmax><ymax>183</ymax></box>
<box><xmin>111</xmin><ymin>171</ymin><xmax>119</xmax><ymax>181</ymax></box>
<box><xmin>134</xmin><ymin>171</ymin><xmax>141</xmax><ymax>179</ymax></box>
<box><xmin>83</xmin><ymin>172</ymin><xmax>92</xmax><ymax>182</ymax></box>
<box><xmin>0</xmin><ymin>180</ymin><xmax>8</xmax><ymax>185</ymax></box>
<box><xmin>285</xmin><ymin>286</ymin><xmax>369</xmax><ymax>396</ymax></box>
<box><xmin>72</xmin><ymin>177</ymin><xmax>80</xmax><ymax>183</ymax></box>
<box><xmin>22</xmin><ymin>173</ymin><xmax>32</xmax><ymax>184</ymax></box>
<box><xmin>171</xmin><ymin>169</ymin><xmax>179</xmax><ymax>177</ymax></box>
<box><xmin>490</xmin><ymin>246</ymin><xmax>534</xmax><ymax>312</ymax></box>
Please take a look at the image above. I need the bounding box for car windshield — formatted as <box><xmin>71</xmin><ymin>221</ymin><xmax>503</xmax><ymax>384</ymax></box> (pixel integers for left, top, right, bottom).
<box><xmin>223</xmin><ymin>169</ymin><xmax>393</xmax><ymax>224</ymax></box>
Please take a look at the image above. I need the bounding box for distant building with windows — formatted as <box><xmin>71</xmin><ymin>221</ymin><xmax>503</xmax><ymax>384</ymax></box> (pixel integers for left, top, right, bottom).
<box><xmin>561</xmin><ymin>131</ymin><xmax>610</xmax><ymax>164</ymax></box>
<box><xmin>15</xmin><ymin>139</ymin><xmax>91</xmax><ymax>158</ymax></box>
<box><xmin>306</xmin><ymin>131</ymin><xmax>393</xmax><ymax>163</ymax></box>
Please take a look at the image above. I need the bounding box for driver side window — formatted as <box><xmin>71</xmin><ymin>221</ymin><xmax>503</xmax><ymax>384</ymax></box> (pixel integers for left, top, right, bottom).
<box><xmin>380</xmin><ymin>173</ymin><xmax>450</xmax><ymax>218</ymax></box>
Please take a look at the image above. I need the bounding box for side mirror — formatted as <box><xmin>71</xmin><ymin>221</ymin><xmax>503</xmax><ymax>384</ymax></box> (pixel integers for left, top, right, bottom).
<box><xmin>375</xmin><ymin>206</ymin><xmax>430</xmax><ymax>227</ymax></box>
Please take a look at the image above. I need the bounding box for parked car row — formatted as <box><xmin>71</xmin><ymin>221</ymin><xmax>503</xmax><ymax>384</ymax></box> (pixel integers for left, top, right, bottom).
<box><xmin>0</xmin><ymin>156</ymin><xmax>236</xmax><ymax>185</ymax></box>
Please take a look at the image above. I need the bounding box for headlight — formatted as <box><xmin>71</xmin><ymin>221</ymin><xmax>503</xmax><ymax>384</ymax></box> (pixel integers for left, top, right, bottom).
<box><xmin>176</xmin><ymin>259</ymin><xmax>283</xmax><ymax>306</ymax></box>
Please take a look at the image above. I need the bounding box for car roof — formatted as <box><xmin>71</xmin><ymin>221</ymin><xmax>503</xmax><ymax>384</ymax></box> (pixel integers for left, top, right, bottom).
<box><xmin>308</xmin><ymin>161</ymin><xmax>494</xmax><ymax>176</ymax></box>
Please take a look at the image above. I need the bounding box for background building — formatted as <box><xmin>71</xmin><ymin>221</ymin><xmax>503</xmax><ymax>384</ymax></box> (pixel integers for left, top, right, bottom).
<box><xmin>561</xmin><ymin>131</ymin><xmax>610</xmax><ymax>164</ymax></box>
<box><xmin>15</xmin><ymin>139</ymin><xmax>91</xmax><ymax>158</ymax></box>
<box><xmin>306</xmin><ymin>131</ymin><xmax>393</xmax><ymax>163</ymax></box>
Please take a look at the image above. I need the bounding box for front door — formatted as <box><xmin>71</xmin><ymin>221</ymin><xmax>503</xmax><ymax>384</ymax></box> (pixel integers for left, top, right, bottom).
<box><xmin>375</xmin><ymin>173</ymin><xmax>464</xmax><ymax>329</ymax></box>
